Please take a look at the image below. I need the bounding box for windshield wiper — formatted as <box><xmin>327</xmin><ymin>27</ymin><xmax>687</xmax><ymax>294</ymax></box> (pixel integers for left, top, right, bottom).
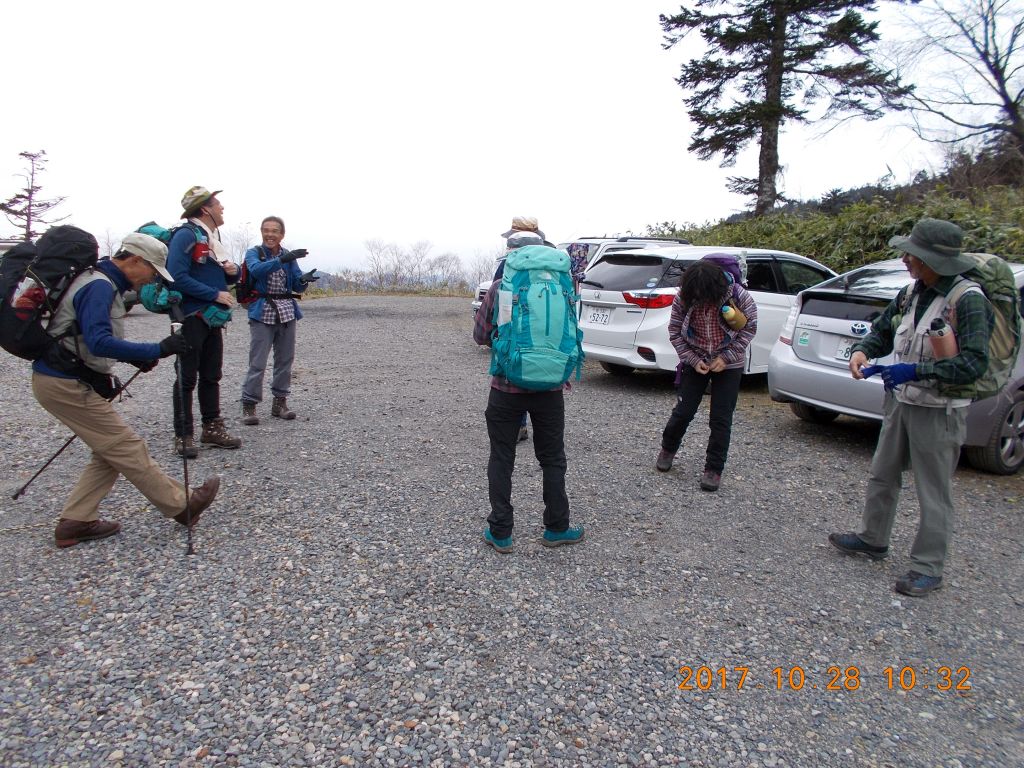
<box><xmin>580</xmin><ymin>278</ymin><xmax>604</xmax><ymax>288</ymax></box>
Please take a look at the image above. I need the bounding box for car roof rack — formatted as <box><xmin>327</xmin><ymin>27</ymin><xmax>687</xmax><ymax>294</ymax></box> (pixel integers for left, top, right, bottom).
<box><xmin>575</xmin><ymin>236</ymin><xmax>691</xmax><ymax>244</ymax></box>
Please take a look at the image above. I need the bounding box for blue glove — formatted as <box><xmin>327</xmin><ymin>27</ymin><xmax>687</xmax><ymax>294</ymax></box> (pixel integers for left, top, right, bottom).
<box><xmin>881</xmin><ymin>363</ymin><xmax>918</xmax><ymax>391</ymax></box>
<box><xmin>860</xmin><ymin>365</ymin><xmax>884</xmax><ymax>379</ymax></box>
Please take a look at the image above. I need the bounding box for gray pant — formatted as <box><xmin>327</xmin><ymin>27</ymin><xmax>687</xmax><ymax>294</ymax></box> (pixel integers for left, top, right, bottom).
<box><xmin>241</xmin><ymin>319</ymin><xmax>297</xmax><ymax>404</ymax></box>
<box><xmin>860</xmin><ymin>394</ymin><xmax>967</xmax><ymax>577</ymax></box>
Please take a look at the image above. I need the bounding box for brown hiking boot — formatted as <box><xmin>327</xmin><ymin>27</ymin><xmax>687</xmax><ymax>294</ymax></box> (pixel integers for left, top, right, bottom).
<box><xmin>174</xmin><ymin>436</ymin><xmax>199</xmax><ymax>459</ymax></box>
<box><xmin>174</xmin><ymin>476</ymin><xmax>221</xmax><ymax>527</ymax></box>
<box><xmin>242</xmin><ymin>401</ymin><xmax>259</xmax><ymax>426</ymax></box>
<box><xmin>200</xmin><ymin>418</ymin><xmax>241</xmax><ymax>449</ymax></box>
<box><xmin>55</xmin><ymin>518</ymin><xmax>122</xmax><ymax>548</ymax></box>
<box><xmin>271</xmin><ymin>396</ymin><xmax>296</xmax><ymax>420</ymax></box>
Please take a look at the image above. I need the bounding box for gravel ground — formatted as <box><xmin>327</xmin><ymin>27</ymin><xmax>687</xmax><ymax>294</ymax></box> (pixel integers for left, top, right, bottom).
<box><xmin>1</xmin><ymin>295</ymin><xmax>1022</xmax><ymax>768</ymax></box>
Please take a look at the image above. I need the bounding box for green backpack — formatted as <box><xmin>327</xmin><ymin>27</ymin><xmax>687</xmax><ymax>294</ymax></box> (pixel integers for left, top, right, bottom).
<box><xmin>489</xmin><ymin>245</ymin><xmax>584</xmax><ymax>390</ymax></box>
<box><xmin>946</xmin><ymin>252</ymin><xmax>1022</xmax><ymax>399</ymax></box>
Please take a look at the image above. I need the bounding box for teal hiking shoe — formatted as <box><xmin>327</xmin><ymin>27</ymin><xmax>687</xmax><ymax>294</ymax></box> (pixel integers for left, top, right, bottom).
<box><xmin>484</xmin><ymin>529</ymin><xmax>513</xmax><ymax>554</ymax></box>
<box><xmin>541</xmin><ymin>525</ymin><xmax>585</xmax><ymax>548</ymax></box>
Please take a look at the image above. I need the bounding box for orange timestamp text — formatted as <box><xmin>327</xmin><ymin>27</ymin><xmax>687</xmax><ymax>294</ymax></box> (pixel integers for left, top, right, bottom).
<box><xmin>677</xmin><ymin>665</ymin><xmax>972</xmax><ymax>692</ymax></box>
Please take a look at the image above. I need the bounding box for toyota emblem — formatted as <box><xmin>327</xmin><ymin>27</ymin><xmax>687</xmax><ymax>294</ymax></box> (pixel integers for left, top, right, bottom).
<box><xmin>851</xmin><ymin>322</ymin><xmax>869</xmax><ymax>336</ymax></box>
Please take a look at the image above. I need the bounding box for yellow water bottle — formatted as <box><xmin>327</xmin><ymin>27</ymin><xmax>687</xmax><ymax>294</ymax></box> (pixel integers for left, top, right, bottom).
<box><xmin>721</xmin><ymin>303</ymin><xmax>746</xmax><ymax>331</ymax></box>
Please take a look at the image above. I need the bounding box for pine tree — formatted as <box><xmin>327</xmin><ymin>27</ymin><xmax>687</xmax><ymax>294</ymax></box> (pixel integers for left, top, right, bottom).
<box><xmin>661</xmin><ymin>1</ymin><xmax>911</xmax><ymax>215</ymax></box>
<box><xmin>1</xmin><ymin>150</ymin><xmax>68</xmax><ymax>240</ymax></box>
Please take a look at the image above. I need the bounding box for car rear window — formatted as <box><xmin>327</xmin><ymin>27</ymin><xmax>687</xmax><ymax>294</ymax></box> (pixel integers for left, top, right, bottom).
<box><xmin>800</xmin><ymin>295</ymin><xmax>891</xmax><ymax>322</ymax></box>
<box><xmin>582</xmin><ymin>255</ymin><xmax>679</xmax><ymax>292</ymax></box>
<box><xmin>816</xmin><ymin>266</ymin><xmax>909</xmax><ymax>297</ymax></box>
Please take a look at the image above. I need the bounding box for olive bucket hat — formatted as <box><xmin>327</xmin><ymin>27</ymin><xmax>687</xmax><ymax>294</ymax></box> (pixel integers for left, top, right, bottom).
<box><xmin>180</xmin><ymin>185</ymin><xmax>222</xmax><ymax>219</ymax></box>
<box><xmin>888</xmin><ymin>218</ymin><xmax>974</xmax><ymax>276</ymax></box>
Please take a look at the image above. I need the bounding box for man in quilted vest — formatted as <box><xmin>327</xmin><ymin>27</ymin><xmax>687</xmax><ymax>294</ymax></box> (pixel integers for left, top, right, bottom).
<box><xmin>31</xmin><ymin>230</ymin><xmax>220</xmax><ymax>548</ymax></box>
<box><xmin>830</xmin><ymin>218</ymin><xmax>993</xmax><ymax>596</ymax></box>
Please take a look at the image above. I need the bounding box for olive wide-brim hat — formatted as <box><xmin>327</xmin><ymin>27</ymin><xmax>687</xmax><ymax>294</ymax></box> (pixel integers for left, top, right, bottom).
<box><xmin>888</xmin><ymin>218</ymin><xmax>974</xmax><ymax>276</ymax></box>
<box><xmin>180</xmin><ymin>185</ymin><xmax>223</xmax><ymax>219</ymax></box>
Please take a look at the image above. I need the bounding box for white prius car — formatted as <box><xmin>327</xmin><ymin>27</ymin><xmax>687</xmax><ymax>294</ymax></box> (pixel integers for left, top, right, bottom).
<box><xmin>578</xmin><ymin>245</ymin><xmax>836</xmax><ymax>375</ymax></box>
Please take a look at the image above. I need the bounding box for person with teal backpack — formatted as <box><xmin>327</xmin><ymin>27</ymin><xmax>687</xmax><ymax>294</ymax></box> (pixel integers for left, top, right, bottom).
<box><xmin>472</xmin><ymin>228</ymin><xmax>585</xmax><ymax>554</ymax></box>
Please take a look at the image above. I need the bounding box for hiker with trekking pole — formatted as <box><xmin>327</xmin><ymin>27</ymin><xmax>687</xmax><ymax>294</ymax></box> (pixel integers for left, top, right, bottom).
<box><xmin>5</xmin><ymin>227</ymin><xmax>221</xmax><ymax>548</ymax></box>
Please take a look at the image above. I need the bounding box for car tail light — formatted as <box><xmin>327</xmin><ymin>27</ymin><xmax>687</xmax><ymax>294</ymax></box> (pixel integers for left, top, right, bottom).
<box><xmin>778</xmin><ymin>302</ymin><xmax>801</xmax><ymax>345</ymax></box>
<box><xmin>623</xmin><ymin>292</ymin><xmax>674</xmax><ymax>309</ymax></box>
<box><xmin>637</xmin><ymin>347</ymin><xmax>657</xmax><ymax>362</ymax></box>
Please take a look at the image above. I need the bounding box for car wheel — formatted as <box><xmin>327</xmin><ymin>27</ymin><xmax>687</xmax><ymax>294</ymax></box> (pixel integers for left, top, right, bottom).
<box><xmin>789</xmin><ymin>401</ymin><xmax>839</xmax><ymax>423</ymax></box>
<box><xmin>599</xmin><ymin>362</ymin><xmax>635</xmax><ymax>376</ymax></box>
<box><xmin>963</xmin><ymin>389</ymin><xmax>1024</xmax><ymax>475</ymax></box>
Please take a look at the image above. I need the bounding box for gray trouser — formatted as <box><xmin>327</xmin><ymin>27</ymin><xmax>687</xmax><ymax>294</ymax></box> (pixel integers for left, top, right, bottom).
<box><xmin>859</xmin><ymin>394</ymin><xmax>967</xmax><ymax>577</ymax></box>
<box><xmin>241</xmin><ymin>319</ymin><xmax>297</xmax><ymax>404</ymax></box>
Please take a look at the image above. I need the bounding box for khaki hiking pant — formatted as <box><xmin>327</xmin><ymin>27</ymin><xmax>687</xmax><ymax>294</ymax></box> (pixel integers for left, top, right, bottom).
<box><xmin>859</xmin><ymin>394</ymin><xmax>967</xmax><ymax>578</ymax></box>
<box><xmin>32</xmin><ymin>373</ymin><xmax>187</xmax><ymax>522</ymax></box>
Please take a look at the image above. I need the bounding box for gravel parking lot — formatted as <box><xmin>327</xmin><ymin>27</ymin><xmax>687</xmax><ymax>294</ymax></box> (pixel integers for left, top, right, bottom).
<box><xmin>1</xmin><ymin>295</ymin><xmax>1022</xmax><ymax>768</ymax></box>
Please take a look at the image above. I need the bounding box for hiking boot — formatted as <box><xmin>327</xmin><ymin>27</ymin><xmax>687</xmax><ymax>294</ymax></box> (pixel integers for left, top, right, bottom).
<box><xmin>271</xmin><ymin>396</ymin><xmax>296</xmax><ymax>420</ymax></box>
<box><xmin>241</xmin><ymin>401</ymin><xmax>259</xmax><ymax>426</ymax></box>
<box><xmin>54</xmin><ymin>518</ymin><xmax>121</xmax><ymax>549</ymax></box>
<box><xmin>541</xmin><ymin>525</ymin><xmax>585</xmax><ymax>548</ymax></box>
<box><xmin>656</xmin><ymin>449</ymin><xmax>674</xmax><ymax>472</ymax></box>
<box><xmin>200</xmin><ymin>418</ymin><xmax>241</xmax><ymax>449</ymax></box>
<box><xmin>894</xmin><ymin>570</ymin><xmax>943</xmax><ymax>597</ymax></box>
<box><xmin>484</xmin><ymin>529</ymin><xmax>513</xmax><ymax>554</ymax></box>
<box><xmin>828</xmin><ymin>532</ymin><xmax>889</xmax><ymax>561</ymax></box>
<box><xmin>173</xmin><ymin>476</ymin><xmax>221</xmax><ymax>527</ymax></box>
<box><xmin>699</xmin><ymin>470</ymin><xmax>721</xmax><ymax>491</ymax></box>
<box><xmin>517</xmin><ymin>426</ymin><xmax>529</xmax><ymax>442</ymax></box>
<box><xmin>174</xmin><ymin>436</ymin><xmax>199</xmax><ymax>459</ymax></box>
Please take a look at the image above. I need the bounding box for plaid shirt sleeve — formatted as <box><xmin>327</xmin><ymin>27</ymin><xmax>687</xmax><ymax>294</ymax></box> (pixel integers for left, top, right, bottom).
<box><xmin>916</xmin><ymin>289</ymin><xmax>993</xmax><ymax>386</ymax></box>
<box><xmin>667</xmin><ymin>294</ymin><xmax>703</xmax><ymax>368</ymax></box>
<box><xmin>473</xmin><ymin>280</ymin><xmax>499</xmax><ymax>347</ymax></box>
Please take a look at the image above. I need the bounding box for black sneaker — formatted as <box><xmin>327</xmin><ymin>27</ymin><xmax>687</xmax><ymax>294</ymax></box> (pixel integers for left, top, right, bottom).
<box><xmin>699</xmin><ymin>470</ymin><xmax>721</xmax><ymax>491</ymax></box>
<box><xmin>894</xmin><ymin>570</ymin><xmax>943</xmax><ymax>597</ymax></box>
<box><xmin>656</xmin><ymin>449</ymin><xmax>674</xmax><ymax>472</ymax></box>
<box><xmin>828</xmin><ymin>532</ymin><xmax>889</xmax><ymax>560</ymax></box>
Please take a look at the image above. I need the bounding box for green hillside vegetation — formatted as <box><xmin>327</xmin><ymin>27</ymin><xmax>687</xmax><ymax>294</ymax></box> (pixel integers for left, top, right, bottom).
<box><xmin>650</xmin><ymin>143</ymin><xmax>1024</xmax><ymax>272</ymax></box>
<box><xmin>650</xmin><ymin>186</ymin><xmax>1024</xmax><ymax>273</ymax></box>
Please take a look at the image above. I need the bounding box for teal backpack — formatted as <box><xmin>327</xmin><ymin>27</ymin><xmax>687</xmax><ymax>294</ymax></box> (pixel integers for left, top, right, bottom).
<box><xmin>489</xmin><ymin>245</ymin><xmax>584</xmax><ymax>390</ymax></box>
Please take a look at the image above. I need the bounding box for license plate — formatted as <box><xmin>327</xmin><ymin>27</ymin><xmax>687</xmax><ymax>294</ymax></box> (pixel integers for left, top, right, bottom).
<box><xmin>834</xmin><ymin>336</ymin><xmax>857</xmax><ymax>361</ymax></box>
<box><xmin>586</xmin><ymin>305</ymin><xmax>610</xmax><ymax>325</ymax></box>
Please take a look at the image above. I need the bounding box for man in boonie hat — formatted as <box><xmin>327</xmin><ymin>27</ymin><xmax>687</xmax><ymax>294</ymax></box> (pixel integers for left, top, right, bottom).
<box><xmin>28</xmin><ymin>227</ymin><xmax>221</xmax><ymax>549</ymax></box>
<box><xmin>500</xmin><ymin>215</ymin><xmax>546</xmax><ymax>241</ymax></box>
<box><xmin>830</xmin><ymin>217</ymin><xmax>993</xmax><ymax>597</ymax></box>
<box><xmin>166</xmin><ymin>185</ymin><xmax>242</xmax><ymax>457</ymax></box>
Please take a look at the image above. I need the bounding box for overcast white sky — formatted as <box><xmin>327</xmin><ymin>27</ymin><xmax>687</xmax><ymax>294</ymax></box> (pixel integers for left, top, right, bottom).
<box><xmin>2</xmin><ymin>0</ymin><xmax>939</xmax><ymax>272</ymax></box>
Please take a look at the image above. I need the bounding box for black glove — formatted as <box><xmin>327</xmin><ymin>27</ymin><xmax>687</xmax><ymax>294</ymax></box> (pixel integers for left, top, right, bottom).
<box><xmin>299</xmin><ymin>268</ymin><xmax>320</xmax><ymax>284</ymax></box>
<box><xmin>280</xmin><ymin>248</ymin><xmax>308</xmax><ymax>264</ymax></box>
<box><xmin>158</xmin><ymin>333</ymin><xmax>188</xmax><ymax>358</ymax></box>
<box><xmin>130</xmin><ymin>359</ymin><xmax>158</xmax><ymax>373</ymax></box>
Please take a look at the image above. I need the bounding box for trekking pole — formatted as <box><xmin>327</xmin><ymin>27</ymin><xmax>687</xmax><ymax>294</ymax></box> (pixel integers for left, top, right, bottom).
<box><xmin>11</xmin><ymin>367</ymin><xmax>146</xmax><ymax>500</ymax></box>
<box><xmin>168</xmin><ymin>297</ymin><xmax>195</xmax><ymax>556</ymax></box>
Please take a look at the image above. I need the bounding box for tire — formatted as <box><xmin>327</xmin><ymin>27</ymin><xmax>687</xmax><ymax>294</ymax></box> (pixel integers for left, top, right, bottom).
<box><xmin>599</xmin><ymin>362</ymin><xmax>635</xmax><ymax>376</ymax></box>
<box><xmin>789</xmin><ymin>401</ymin><xmax>839</xmax><ymax>424</ymax></box>
<box><xmin>963</xmin><ymin>389</ymin><xmax>1024</xmax><ymax>475</ymax></box>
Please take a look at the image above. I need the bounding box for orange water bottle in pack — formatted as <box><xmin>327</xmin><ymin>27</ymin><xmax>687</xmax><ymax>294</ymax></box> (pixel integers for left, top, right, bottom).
<box><xmin>927</xmin><ymin>317</ymin><xmax>958</xmax><ymax>359</ymax></box>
